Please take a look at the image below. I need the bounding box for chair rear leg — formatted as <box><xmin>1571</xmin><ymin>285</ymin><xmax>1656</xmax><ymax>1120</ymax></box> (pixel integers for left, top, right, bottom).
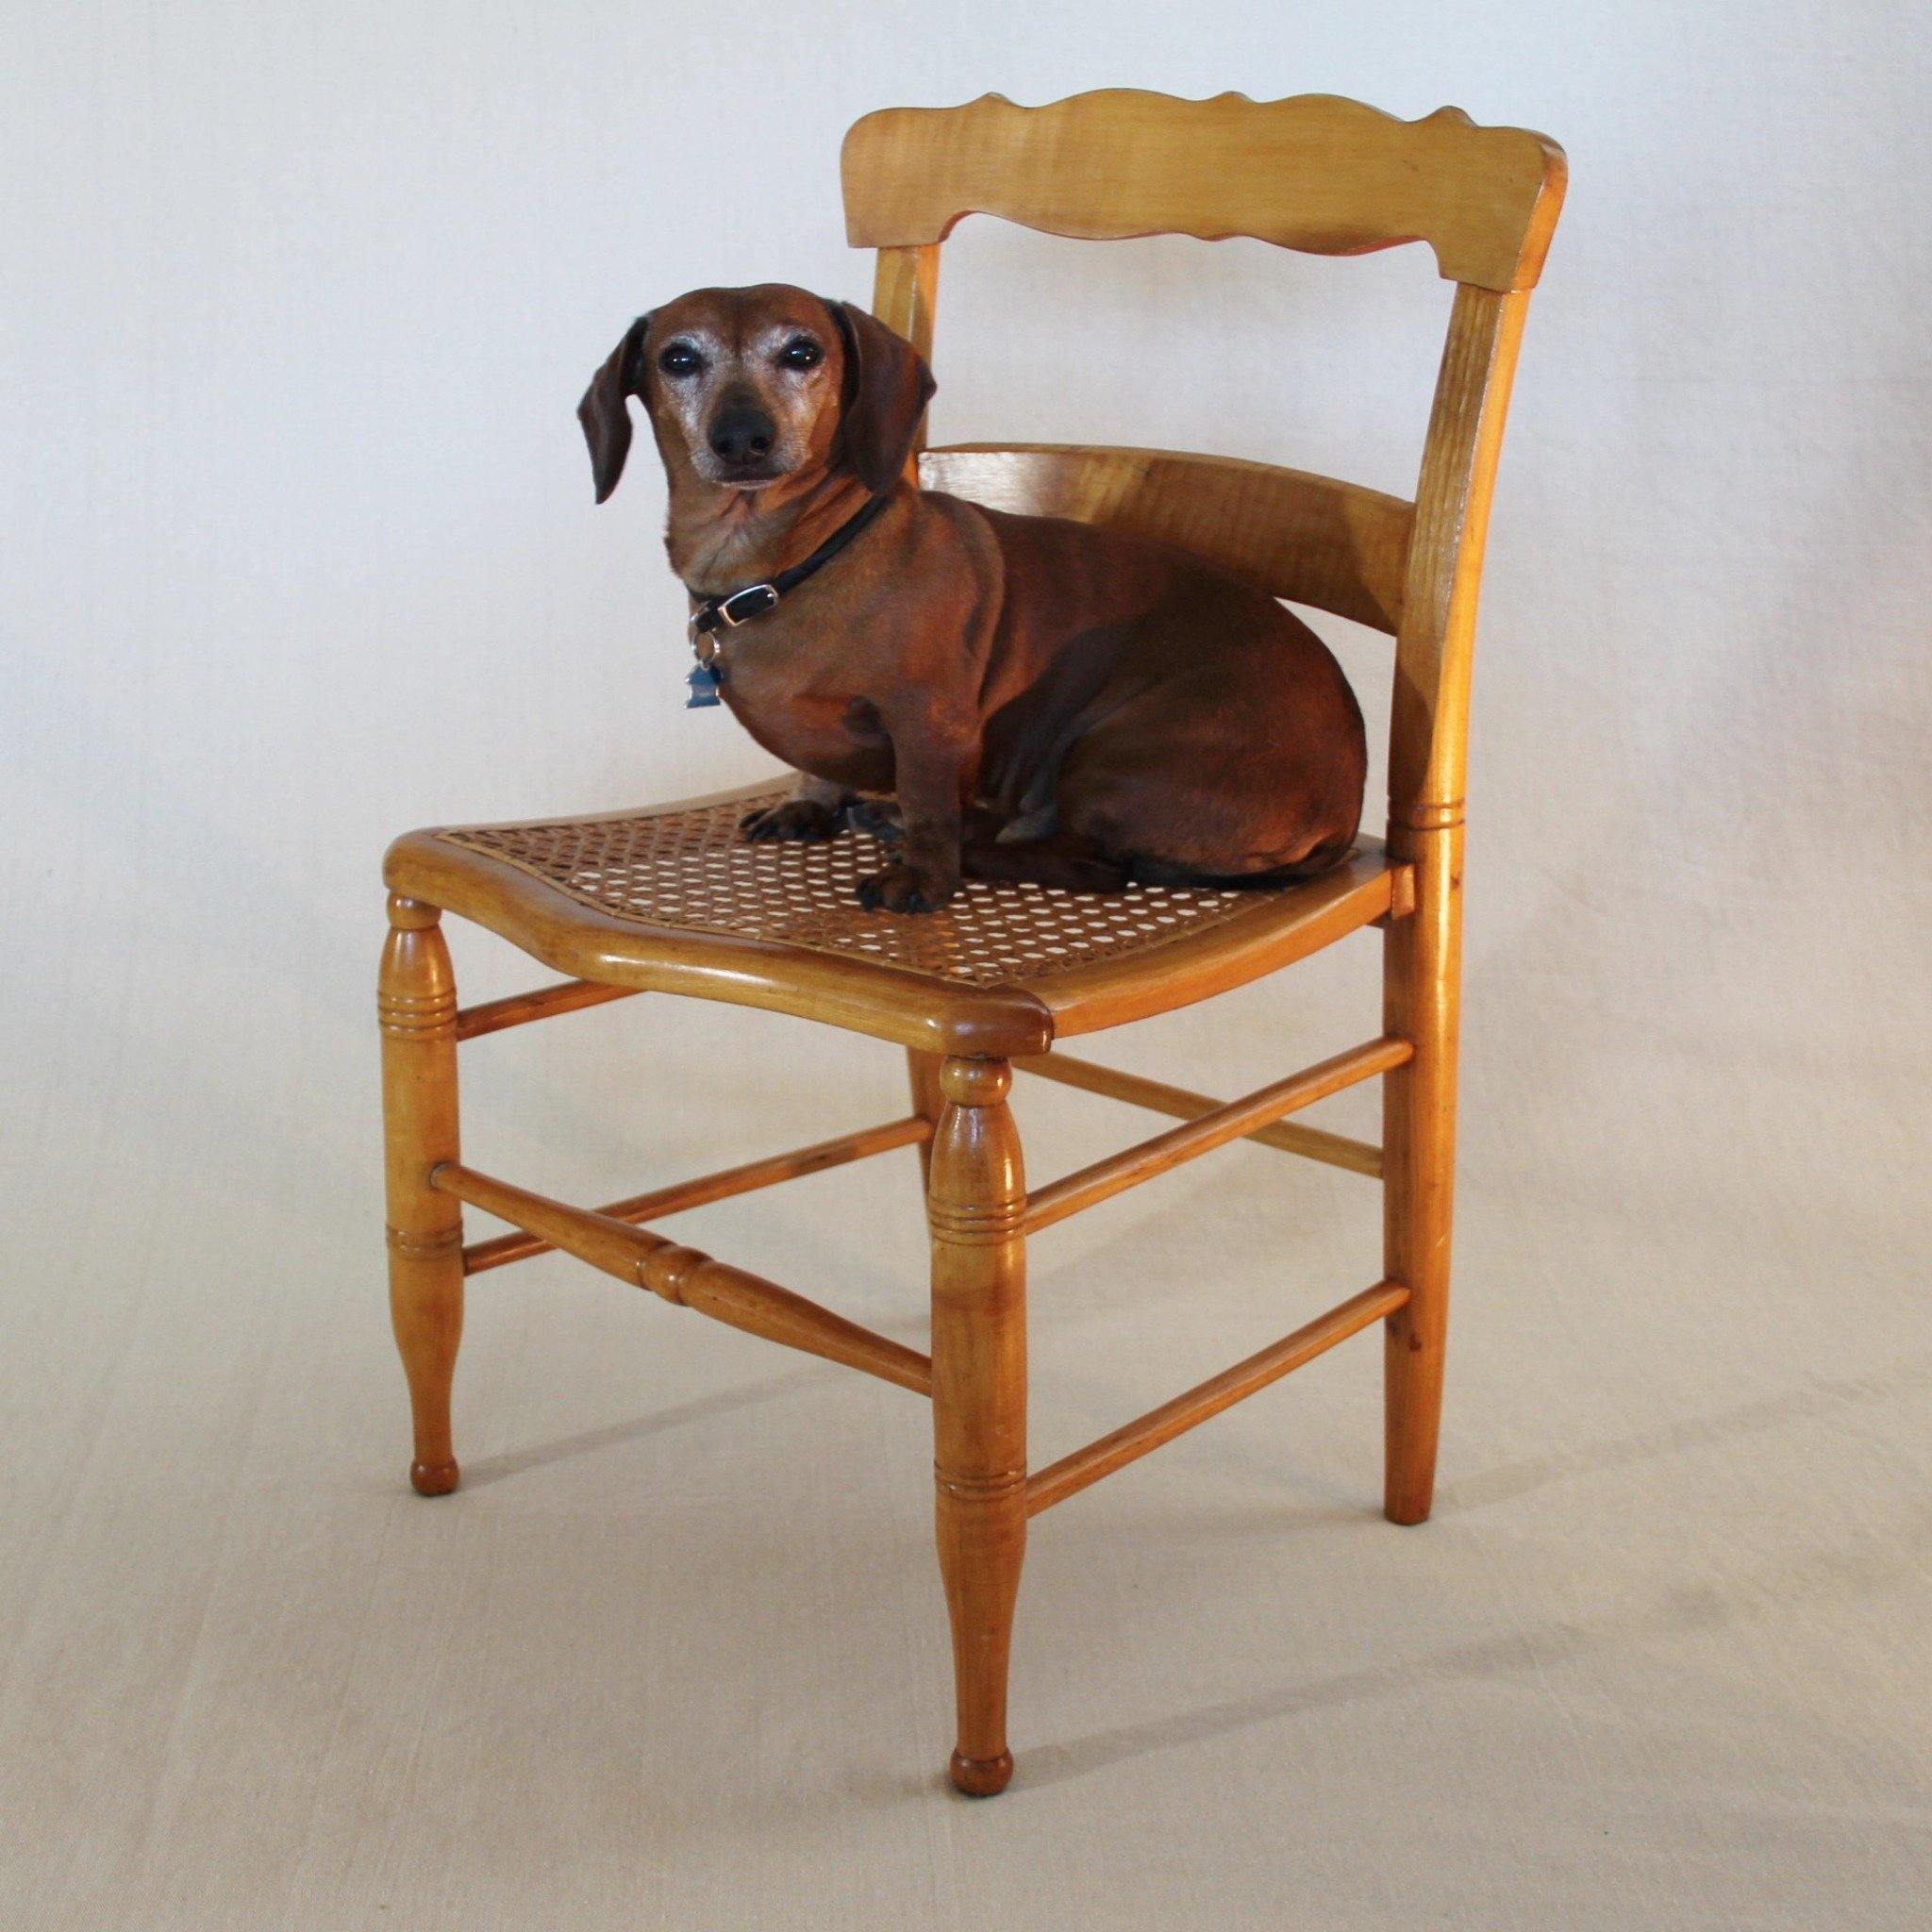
<box><xmin>927</xmin><ymin>1057</ymin><xmax>1027</xmax><ymax>1796</ymax></box>
<box><xmin>1383</xmin><ymin>823</ymin><xmax>1464</xmax><ymax>1524</ymax></box>
<box><xmin>379</xmin><ymin>893</ymin><xmax>464</xmax><ymax>1497</ymax></box>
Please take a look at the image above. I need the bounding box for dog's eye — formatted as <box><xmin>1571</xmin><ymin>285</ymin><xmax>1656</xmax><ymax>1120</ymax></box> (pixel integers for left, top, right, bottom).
<box><xmin>778</xmin><ymin>338</ymin><xmax>823</xmax><ymax>371</ymax></box>
<box><xmin>657</xmin><ymin>343</ymin><xmax>702</xmax><ymax>377</ymax></box>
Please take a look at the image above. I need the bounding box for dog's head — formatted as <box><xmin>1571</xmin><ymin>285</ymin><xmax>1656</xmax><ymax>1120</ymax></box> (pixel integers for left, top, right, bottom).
<box><xmin>577</xmin><ymin>285</ymin><xmax>935</xmax><ymax>504</ymax></box>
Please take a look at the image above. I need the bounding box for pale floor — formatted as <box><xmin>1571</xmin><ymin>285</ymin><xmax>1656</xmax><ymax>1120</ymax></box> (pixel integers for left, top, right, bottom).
<box><xmin>4</xmin><ymin>974</ymin><xmax>1926</xmax><ymax>1931</ymax></box>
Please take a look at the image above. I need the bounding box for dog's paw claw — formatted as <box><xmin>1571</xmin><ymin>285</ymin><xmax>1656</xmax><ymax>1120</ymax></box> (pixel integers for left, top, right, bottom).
<box><xmin>855</xmin><ymin>863</ymin><xmax>956</xmax><ymax>915</ymax></box>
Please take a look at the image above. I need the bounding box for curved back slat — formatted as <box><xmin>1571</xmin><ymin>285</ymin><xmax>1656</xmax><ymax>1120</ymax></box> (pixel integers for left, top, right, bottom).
<box><xmin>919</xmin><ymin>444</ymin><xmax>1412</xmax><ymax>636</ymax></box>
<box><xmin>844</xmin><ymin>90</ymin><xmax>1565</xmax><ymax>291</ymax></box>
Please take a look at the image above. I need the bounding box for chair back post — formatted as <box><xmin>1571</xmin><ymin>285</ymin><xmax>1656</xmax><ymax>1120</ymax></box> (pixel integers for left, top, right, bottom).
<box><xmin>1387</xmin><ymin>282</ymin><xmax>1530</xmax><ymax>853</ymax></box>
<box><xmin>1374</xmin><ymin>195</ymin><xmax>1554</xmax><ymax>1527</ymax></box>
<box><xmin>870</xmin><ymin>243</ymin><xmax>940</xmax><ymax>480</ymax></box>
<box><xmin>871</xmin><ymin>242</ymin><xmax>941</xmax><ymax>369</ymax></box>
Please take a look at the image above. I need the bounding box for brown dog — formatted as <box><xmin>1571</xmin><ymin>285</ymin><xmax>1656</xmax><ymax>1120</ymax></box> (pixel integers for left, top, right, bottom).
<box><xmin>579</xmin><ymin>284</ymin><xmax>1366</xmax><ymax>913</ymax></box>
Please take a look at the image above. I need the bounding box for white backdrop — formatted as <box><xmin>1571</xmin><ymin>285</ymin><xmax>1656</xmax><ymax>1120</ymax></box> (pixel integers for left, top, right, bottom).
<box><xmin>5</xmin><ymin>4</ymin><xmax>1928</xmax><ymax>1927</ymax></box>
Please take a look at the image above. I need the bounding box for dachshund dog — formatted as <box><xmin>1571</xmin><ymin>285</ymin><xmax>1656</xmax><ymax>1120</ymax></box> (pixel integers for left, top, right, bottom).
<box><xmin>579</xmin><ymin>284</ymin><xmax>1366</xmax><ymax>914</ymax></box>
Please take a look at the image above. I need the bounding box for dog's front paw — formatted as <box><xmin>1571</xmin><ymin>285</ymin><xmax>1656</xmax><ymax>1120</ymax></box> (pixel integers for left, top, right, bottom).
<box><xmin>856</xmin><ymin>861</ymin><xmax>958</xmax><ymax>915</ymax></box>
<box><xmin>740</xmin><ymin>799</ymin><xmax>844</xmax><ymax>843</ymax></box>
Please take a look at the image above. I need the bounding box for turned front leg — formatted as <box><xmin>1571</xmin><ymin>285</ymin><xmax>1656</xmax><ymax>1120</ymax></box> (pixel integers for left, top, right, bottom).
<box><xmin>927</xmin><ymin>1056</ymin><xmax>1027</xmax><ymax>1796</ymax></box>
<box><xmin>379</xmin><ymin>893</ymin><xmax>464</xmax><ymax>1496</ymax></box>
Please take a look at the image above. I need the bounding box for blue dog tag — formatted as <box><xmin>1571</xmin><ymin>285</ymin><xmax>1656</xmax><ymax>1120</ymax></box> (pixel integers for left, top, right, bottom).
<box><xmin>686</xmin><ymin>660</ymin><xmax>723</xmax><ymax>708</ymax></box>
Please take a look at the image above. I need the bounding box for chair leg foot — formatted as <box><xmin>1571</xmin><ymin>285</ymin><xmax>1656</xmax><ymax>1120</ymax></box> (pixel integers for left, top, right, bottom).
<box><xmin>391</xmin><ymin>1250</ymin><xmax>462</xmax><ymax>1496</ymax></box>
<box><xmin>380</xmin><ymin>894</ymin><xmax>465</xmax><ymax>1501</ymax></box>
<box><xmin>410</xmin><ymin>1457</ymin><xmax>461</xmax><ymax>1498</ymax></box>
<box><xmin>389</xmin><ymin>1224</ymin><xmax>464</xmax><ymax>1498</ymax></box>
<box><xmin>1382</xmin><ymin>1469</ymin><xmax>1434</xmax><ymax>1524</ymax></box>
<box><xmin>1383</xmin><ymin>1306</ymin><xmax>1444</xmax><ymax>1524</ymax></box>
<box><xmin>949</xmin><ymin>1748</ymin><xmax>1014</xmax><ymax>1797</ymax></box>
<box><xmin>928</xmin><ymin>1057</ymin><xmax>1027</xmax><ymax>1797</ymax></box>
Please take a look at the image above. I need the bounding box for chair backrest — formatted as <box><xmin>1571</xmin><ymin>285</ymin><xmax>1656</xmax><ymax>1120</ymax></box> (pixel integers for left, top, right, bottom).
<box><xmin>841</xmin><ymin>90</ymin><xmax>1566</xmax><ymax>838</ymax></box>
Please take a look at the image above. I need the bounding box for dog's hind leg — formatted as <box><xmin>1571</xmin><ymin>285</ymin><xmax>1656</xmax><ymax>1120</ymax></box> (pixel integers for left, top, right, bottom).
<box><xmin>1125</xmin><ymin>833</ymin><xmax>1357</xmax><ymax>888</ymax></box>
<box><xmin>961</xmin><ymin>830</ymin><xmax>1128</xmax><ymax>892</ymax></box>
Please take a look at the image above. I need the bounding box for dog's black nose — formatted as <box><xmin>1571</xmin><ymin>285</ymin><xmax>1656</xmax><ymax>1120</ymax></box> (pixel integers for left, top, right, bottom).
<box><xmin>708</xmin><ymin>407</ymin><xmax>775</xmax><ymax>467</ymax></box>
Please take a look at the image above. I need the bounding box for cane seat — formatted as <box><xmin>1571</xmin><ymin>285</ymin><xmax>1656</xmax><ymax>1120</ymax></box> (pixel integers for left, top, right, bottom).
<box><xmin>385</xmin><ymin>781</ymin><xmax>1400</xmax><ymax>1056</ymax></box>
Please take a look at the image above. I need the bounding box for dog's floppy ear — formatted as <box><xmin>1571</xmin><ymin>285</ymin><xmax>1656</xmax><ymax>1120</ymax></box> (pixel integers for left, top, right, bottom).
<box><xmin>577</xmin><ymin>313</ymin><xmax>654</xmax><ymax>503</ymax></box>
<box><xmin>831</xmin><ymin>302</ymin><xmax>937</xmax><ymax>493</ymax></box>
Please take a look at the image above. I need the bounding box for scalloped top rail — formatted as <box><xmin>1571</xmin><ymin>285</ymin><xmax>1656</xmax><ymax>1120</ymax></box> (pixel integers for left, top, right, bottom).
<box><xmin>842</xmin><ymin>90</ymin><xmax>1566</xmax><ymax>291</ymax></box>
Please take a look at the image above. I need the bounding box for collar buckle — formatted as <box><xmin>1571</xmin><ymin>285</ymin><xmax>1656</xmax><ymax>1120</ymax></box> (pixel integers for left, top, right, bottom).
<box><xmin>689</xmin><ymin>581</ymin><xmax>780</xmax><ymax>647</ymax></box>
<box><xmin>716</xmin><ymin>582</ymin><xmax>779</xmax><ymax>627</ymax></box>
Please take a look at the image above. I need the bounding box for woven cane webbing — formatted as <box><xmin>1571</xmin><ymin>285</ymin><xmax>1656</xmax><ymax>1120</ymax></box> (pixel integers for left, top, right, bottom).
<box><xmin>438</xmin><ymin>789</ymin><xmax>1283</xmax><ymax>990</ymax></box>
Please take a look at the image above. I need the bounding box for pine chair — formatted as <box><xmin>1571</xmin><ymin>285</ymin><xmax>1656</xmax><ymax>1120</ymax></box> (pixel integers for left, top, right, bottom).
<box><xmin>378</xmin><ymin>90</ymin><xmax>1566</xmax><ymax>1796</ymax></box>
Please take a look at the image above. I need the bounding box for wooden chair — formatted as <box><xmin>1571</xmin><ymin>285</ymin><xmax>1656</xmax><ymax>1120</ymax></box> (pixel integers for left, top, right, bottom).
<box><xmin>378</xmin><ymin>90</ymin><xmax>1566</xmax><ymax>1796</ymax></box>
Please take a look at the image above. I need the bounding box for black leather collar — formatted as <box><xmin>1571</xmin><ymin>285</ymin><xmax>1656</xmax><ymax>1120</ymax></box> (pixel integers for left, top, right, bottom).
<box><xmin>687</xmin><ymin>491</ymin><xmax>892</xmax><ymax>646</ymax></box>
